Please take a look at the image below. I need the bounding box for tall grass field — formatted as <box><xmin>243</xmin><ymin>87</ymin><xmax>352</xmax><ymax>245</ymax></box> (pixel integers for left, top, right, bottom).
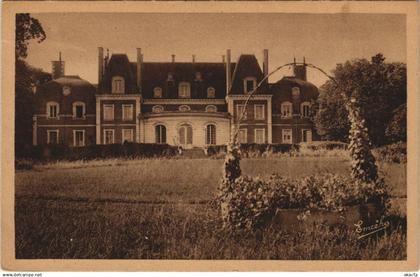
<box><xmin>15</xmin><ymin>157</ymin><xmax>407</xmax><ymax>259</ymax></box>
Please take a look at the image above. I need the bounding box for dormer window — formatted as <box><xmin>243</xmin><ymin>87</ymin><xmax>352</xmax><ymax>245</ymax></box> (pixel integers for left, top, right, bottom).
<box><xmin>292</xmin><ymin>87</ymin><xmax>300</xmax><ymax>99</ymax></box>
<box><xmin>178</xmin><ymin>82</ymin><xmax>191</xmax><ymax>98</ymax></box>
<box><xmin>72</xmin><ymin>101</ymin><xmax>86</xmax><ymax>119</ymax></box>
<box><xmin>301</xmin><ymin>102</ymin><xmax>311</xmax><ymax>117</ymax></box>
<box><xmin>46</xmin><ymin>101</ymin><xmax>59</xmax><ymax>119</ymax></box>
<box><xmin>153</xmin><ymin>87</ymin><xmax>162</xmax><ymax>98</ymax></box>
<box><xmin>207</xmin><ymin>87</ymin><xmax>216</xmax><ymax>98</ymax></box>
<box><xmin>194</xmin><ymin>72</ymin><xmax>203</xmax><ymax>81</ymax></box>
<box><xmin>167</xmin><ymin>73</ymin><xmax>174</xmax><ymax>82</ymax></box>
<box><xmin>62</xmin><ymin>86</ymin><xmax>71</xmax><ymax>96</ymax></box>
<box><xmin>244</xmin><ymin>77</ymin><xmax>257</xmax><ymax>94</ymax></box>
<box><xmin>112</xmin><ymin>76</ymin><xmax>124</xmax><ymax>94</ymax></box>
<box><xmin>281</xmin><ymin>101</ymin><xmax>293</xmax><ymax>118</ymax></box>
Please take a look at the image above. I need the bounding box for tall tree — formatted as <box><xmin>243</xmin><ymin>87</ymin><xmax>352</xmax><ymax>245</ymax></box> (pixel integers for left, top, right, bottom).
<box><xmin>16</xmin><ymin>13</ymin><xmax>46</xmax><ymax>60</ymax></box>
<box><xmin>314</xmin><ymin>54</ymin><xmax>406</xmax><ymax>146</ymax></box>
<box><xmin>15</xmin><ymin>14</ymin><xmax>47</xmax><ymax>156</ymax></box>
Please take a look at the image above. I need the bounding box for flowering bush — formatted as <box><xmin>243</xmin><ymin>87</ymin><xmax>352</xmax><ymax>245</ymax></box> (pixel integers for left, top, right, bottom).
<box><xmin>217</xmin><ymin>173</ymin><xmax>390</xmax><ymax>231</ymax></box>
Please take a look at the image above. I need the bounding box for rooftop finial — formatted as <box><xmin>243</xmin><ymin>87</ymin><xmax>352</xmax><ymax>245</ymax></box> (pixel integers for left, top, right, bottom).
<box><xmin>303</xmin><ymin>56</ymin><xmax>306</xmax><ymax>64</ymax></box>
<box><xmin>59</xmin><ymin>51</ymin><xmax>62</xmax><ymax>62</ymax></box>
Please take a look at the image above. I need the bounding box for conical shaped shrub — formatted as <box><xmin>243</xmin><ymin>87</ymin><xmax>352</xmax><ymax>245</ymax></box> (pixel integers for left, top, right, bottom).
<box><xmin>347</xmin><ymin>97</ymin><xmax>378</xmax><ymax>183</ymax></box>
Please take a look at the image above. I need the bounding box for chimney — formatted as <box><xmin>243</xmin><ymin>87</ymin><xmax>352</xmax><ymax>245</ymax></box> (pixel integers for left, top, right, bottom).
<box><xmin>98</xmin><ymin>47</ymin><xmax>104</xmax><ymax>85</ymax></box>
<box><xmin>226</xmin><ymin>49</ymin><xmax>232</xmax><ymax>94</ymax></box>
<box><xmin>51</xmin><ymin>52</ymin><xmax>65</xmax><ymax>79</ymax></box>
<box><xmin>192</xmin><ymin>55</ymin><xmax>196</xmax><ymax>64</ymax></box>
<box><xmin>293</xmin><ymin>57</ymin><xmax>307</xmax><ymax>81</ymax></box>
<box><xmin>263</xmin><ymin>49</ymin><xmax>269</xmax><ymax>78</ymax></box>
<box><xmin>136</xmin><ymin>48</ymin><xmax>142</xmax><ymax>92</ymax></box>
<box><xmin>171</xmin><ymin>54</ymin><xmax>175</xmax><ymax>63</ymax></box>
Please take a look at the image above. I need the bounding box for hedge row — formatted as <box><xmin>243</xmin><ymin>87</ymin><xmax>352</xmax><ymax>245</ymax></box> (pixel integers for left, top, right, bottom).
<box><xmin>206</xmin><ymin>143</ymin><xmax>300</xmax><ymax>157</ymax></box>
<box><xmin>17</xmin><ymin>143</ymin><xmax>179</xmax><ymax>161</ymax></box>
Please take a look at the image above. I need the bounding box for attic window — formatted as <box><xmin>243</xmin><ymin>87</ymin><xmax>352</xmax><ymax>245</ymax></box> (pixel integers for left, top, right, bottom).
<box><xmin>179</xmin><ymin>105</ymin><xmax>191</xmax><ymax>112</ymax></box>
<box><xmin>167</xmin><ymin>73</ymin><xmax>174</xmax><ymax>82</ymax></box>
<box><xmin>292</xmin><ymin>87</ymin><xmax>300</xmax><ymax>99</ymax></box>
<box><xmin>205</xmin><ymin>105</ymin><xmax>217</xmax><ymax>113</ymax></box>
<box><xmin>153</xmin><ymin>87</ymin><xmax>162</xmax><ymax>98</ymax></box>
<box><xmin>62</xmin><ymin>86</ymin><xmax>71</xmax><ymax>96</ymax></box>
<box><xmin>112</xmin><ymin>76</ymin><xmax>125</xmax><ymax>94</ymax></box>
<box><xmin>207</xmin><ymin>87</ymin><xmax>215</xmax><ymax>98</ymax></box>
<box><xmin>244</xmin><ymin>77</ymin><xmax>257</xmax><ymax>94</ymax></box>
<box><xmin>194</xmin><ymin>72</ymin><xmax>203</xmax><ymax>81</ymax></box>
<box><xmin>152</xmin><ymin>105</ymin><xmax>164</xmax><ymax>113</ymax></box>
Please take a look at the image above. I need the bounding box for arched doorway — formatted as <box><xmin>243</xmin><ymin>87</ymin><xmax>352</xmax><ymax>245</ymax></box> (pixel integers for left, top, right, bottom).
<box><xmin>178</xmin><ymin>123</ymin><xmax>193</xmax><ymax>148</ymax></box>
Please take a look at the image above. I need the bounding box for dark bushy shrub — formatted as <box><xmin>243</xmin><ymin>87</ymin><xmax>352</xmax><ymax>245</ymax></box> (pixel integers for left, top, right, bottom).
<box><xmin>16</xmin><ymin>143</ymin><xmax>179</xmax><ymax>161</ymax></box>
<box><xmin>218</xmin><ymin>173</ymin><xmax>390</xmax><ymax>231</ymax></box>
<box><xmin>373</xmin><ymin>142</ymin><xmax>407</xmax><ymax>164</ymax></box>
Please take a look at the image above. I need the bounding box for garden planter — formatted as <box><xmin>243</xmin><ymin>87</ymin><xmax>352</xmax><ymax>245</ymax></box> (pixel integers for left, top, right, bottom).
<box><xmin>270</xmin><ymin>203</ymin><xmax>384</xmax><ymax>231</ymax></box>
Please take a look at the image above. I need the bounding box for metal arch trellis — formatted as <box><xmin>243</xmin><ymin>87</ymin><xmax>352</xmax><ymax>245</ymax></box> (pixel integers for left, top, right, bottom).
<box><xmin>232</xmin><ymin>61</ymin><xmax>340</xmax><ymax>144</ymax></box>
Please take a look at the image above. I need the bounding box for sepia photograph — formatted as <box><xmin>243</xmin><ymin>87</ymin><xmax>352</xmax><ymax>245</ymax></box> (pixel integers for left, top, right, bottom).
<box><xmin>2</xmin><ymin>1</ymin><xmax>419</xmax><ymax>272</ymax></box>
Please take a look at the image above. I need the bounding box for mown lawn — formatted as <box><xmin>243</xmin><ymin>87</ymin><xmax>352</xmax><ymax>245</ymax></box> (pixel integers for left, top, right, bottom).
<box><xmin>15</xmin><ymin>157</ymin><xmax>407</xmax><ymax>259</ymax></box>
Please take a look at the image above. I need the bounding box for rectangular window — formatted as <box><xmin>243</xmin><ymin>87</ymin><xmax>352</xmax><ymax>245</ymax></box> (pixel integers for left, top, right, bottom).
<box><xmin>73</xmin><ymin>130</ymin><xmax>85</xmax><ymax>147</ymax></box>
<box><xmin>238</xmin><ymin>129</ymin><xmax>247</xmax><ymax>144</ymax></box>
<box><xmin>302</xmin><ymin>129</ymin><xmax>312</xmax><ymax>143</ymax></box>
<box><xmin>74</xmin><ymin>105</ymin><xmax>84</xmax><ymax>119</ymax></box>
<box><xmin>122</xmin><ymin>104</ymin><xmax>134</xmax><ymax>121</ymax></box>
<box><xmin>103</xmin><ymin>104</ymin><xmax>114</xmax><ymax>121</ymax></box>
<box><xmin>103</xmin><ymin>129</ymin><xmax>115</xmax><ymax>144</ymax></box>
<box><xmin>122</xmin><ymin>129</ymin><xmax>134</xmax><ymax>143</ymax></box>
<box><xmin>236</xmin><ymin>105</ymin><xmax>247</xmax><ymax>120</ymax></box>
<box><xmin>206</xmin><ymin>124</ymin><xmax>216</xmax><ymax>145</ymax></box>
<box><xmin>47</xmin><ymin>130</ymin><xmax>59</xmax><ymax>144</ymax></box>
<box><xmin>48</xmin><ymin>105</ymin><xmax>58</xmax><ymax>119</ymax></box>
<box><xmin>254</xmin><ymin>105</ymin><xmax>265</xmax><ymax>120</ymax></box>
<box><xmin>282</xmin><ymin>129</ymin><xmax>293</xmax><ymax>144</ymax></box>
<box><xmin>254</xmin><ymin>129</ymin><xmax>265</xmax><ymax>144</ymax></box>
<box><xmin>281</xmin><ymin>103</ymin><xmax>292</xmax><ymax>118</ymax></box>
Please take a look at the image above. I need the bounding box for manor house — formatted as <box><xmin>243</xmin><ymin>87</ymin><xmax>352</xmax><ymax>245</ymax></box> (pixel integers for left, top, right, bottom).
<box><xmin>32</xmin><ymin>48</ymin><xmax>319</xmax><ymax>148</ymax></box>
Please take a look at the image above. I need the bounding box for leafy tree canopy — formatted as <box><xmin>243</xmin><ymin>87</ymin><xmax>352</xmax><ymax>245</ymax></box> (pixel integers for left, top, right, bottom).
<box><xmin>314</xmin><ymin>54</ymin><xmax>406</xmax><ymax>146</ymax></box>
<box><xmin>16</xmin><ymin>13</ymin><xmax>46</xmax><ymax>60</ymax></box>
<box><xmin>15</xmin><ymin>14</ymin><xmax>48</xmax><ymax>155</ymax></box>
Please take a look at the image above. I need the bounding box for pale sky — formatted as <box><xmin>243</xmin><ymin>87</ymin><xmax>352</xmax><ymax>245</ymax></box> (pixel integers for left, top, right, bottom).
<box><xmin>26</xmin><ymin>13</ymin><xmax>406</xmax><ymax>87</ymax></box>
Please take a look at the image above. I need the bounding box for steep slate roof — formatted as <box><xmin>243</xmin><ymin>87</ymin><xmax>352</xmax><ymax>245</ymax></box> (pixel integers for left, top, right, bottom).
<box><xmin>101</xmin><ymin>54</ymin><xmax>138</xmax><ymax>94</ymax></box>
<box><xmin>52</xmin><ymin>75</ymin><xmax>94</xmax><ymax>88</ymax></box>
<box><xmin>34</xmin><ymin>75</ymin><xmax>96</xmax><ymax>114</ymax></box>
<box><xmin>101</xmin><ymin>53</ymin><xmax>236</xmax><ymax>98</ymax></box>
<box><xmin>269</xmin><ymin>76</ymin><xmax>319</xmax><ymax>101</ymax></box>
<box><xmin>138</xmin><ymin>62</ymin><xmax>236</xmax><ymax>99</ymax></box>
<box><xmin>268</xmin><ymin>76</ymin><xmax>319</xmax><ymax>114</ymax></box>
<box><xmin>229</xmin><ymin>54</ymin><xmax>265</xmax><ymax>94</ymax></box>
